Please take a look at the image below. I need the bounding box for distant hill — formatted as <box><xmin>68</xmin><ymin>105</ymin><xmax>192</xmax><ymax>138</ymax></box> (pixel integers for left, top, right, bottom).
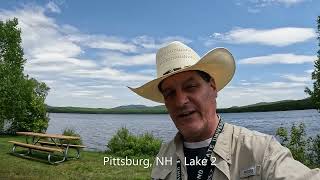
<box><xmin>47</xmin><ymin>98</ymin><xmax>315</xmax><ymax>114</ymax></box>
<box><xmin>46</xmin><ymin>105</ymin><xmax>167</xmax><ymax>114</ymax></box>
<box><xmin>217</xmin><ymin>98</ymin><xmax>315</xmax><ymax>113</ymax></box>
<box><xmin>110</xmin><ymin>105</ymin><xmax>148</xmax><ymax>110</ymax></box>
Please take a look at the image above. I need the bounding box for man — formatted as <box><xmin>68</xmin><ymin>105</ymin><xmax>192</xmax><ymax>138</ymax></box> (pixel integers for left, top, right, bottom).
<box><xmin>129</xmin><ymin>41</ymin><xmax>320</xmax><ymax>180</ymax></box>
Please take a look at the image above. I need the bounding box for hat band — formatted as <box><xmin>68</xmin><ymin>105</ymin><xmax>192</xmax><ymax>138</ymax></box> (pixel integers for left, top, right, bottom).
<box><xmin>162</xmin><ymin>65</ymin><xmax>190</xmax><ymax>76</ymax></box>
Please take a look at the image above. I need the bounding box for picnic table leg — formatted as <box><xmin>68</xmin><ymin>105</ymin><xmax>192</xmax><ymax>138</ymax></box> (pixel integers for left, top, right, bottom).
<box><xmin>25</xmin><ymin>137</ymin><xmax>32</xmax><ymax>155</ymax></box>
<box><xmin>12</xmin><ymin>144</ymin><xmax>31</xmax><ymax>156</ymax></box>
<box><xmin>48</xmin><ymin>153</ymin><xmax>66</xmax><ymax>164</ymax></box>
<box><xmin>48</xmin><ymin>153</ymin><xmax>52</xmax><ymax>164</ymax></box>
<box><xmin>12</xmin><ymin>144</ymin><xmax>16</xmax><ymax>153</ymax></box>
<box><xmin>64</xmin><ymin>145</ymin><xmax>70</xmax><ymax>160</ymax></box>
<box><xmin>48</xmin><ymin>151</ymin><xmax>67</xmax><ymax>164</ymax></box>
<box><xmin>46</xmin><ymin>138</ymin><xmax>68</xmax><ymax>164</ymax></box>
<box><xmin>76</xmin><ymin>148</ymin><xmax>80</xmax><ymax>159</ymax></box>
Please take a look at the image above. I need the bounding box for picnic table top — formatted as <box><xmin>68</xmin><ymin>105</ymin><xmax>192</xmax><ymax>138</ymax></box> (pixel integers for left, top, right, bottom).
<box><xmin>16</xmin><ymin>132</ymin><xmax>81</xmax><ymax>140</ymax></box>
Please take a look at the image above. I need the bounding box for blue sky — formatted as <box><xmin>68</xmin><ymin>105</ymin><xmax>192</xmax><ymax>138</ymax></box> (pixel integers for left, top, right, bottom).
<box><xmin>0</xmin><ymin>0</ymin><xmax>319</xmax><ymax>108</ymax></box>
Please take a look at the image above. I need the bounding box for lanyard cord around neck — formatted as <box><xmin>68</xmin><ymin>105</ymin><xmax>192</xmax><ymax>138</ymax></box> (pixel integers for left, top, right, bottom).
<box><xmin>176</xmin><ymin>118</ymin><xmax>225</xmax><ymax>180</ymax></box>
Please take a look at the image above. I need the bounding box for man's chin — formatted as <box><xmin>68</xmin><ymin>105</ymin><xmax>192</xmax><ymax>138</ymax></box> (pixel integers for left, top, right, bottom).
<box><xmin>179</xmin><ymin>128</ymin><xmax>203</xmax><ymax>141</ymax></box>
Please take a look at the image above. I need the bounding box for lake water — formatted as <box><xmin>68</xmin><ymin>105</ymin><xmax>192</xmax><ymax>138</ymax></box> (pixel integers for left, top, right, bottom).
<box><xmin>46</xmin><ymin>109</ymin><xmax>320</xmax><ymax>151</ymax></box>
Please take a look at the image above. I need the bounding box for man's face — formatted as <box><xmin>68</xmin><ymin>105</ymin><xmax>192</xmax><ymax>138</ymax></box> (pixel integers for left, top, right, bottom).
<box><xmin>160</xmin><ymin>71</ymin><xmax>218</xmax><ymax>142</ymax></box>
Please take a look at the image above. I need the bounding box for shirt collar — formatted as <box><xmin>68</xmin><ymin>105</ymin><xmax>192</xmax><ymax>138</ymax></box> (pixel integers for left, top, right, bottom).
<box><xmin>173</xmin><ymin>121</ymin><xmax>233</xmax><ymax>180</ymax></box>
<box><xmin>213</xmin><ymin>122</ymin><xmax>232</xmax><ymax>164</ymax></box>
<box><xmin>183</xmin><ymin>137</ymin><xmax>212</xmax><ymax>149</ymax></box>
<box><xmin>174</xmin><ymin>122</ymin><xmax>233</xmax><ymax>165</ymax></box>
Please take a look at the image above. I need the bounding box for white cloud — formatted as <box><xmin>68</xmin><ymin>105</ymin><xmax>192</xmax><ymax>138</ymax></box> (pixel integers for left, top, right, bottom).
<box><xmin>70</xmin><ymin>90</ymin><xmax>115</xmax><ymax>99</ymax></box>
<box><xmin>101</xmin><ymin>52</ymin><xmax>156</xmax><ymax>66</ymax></box>
<box><xmin>261</xmin><ymin>0</ymin><xmax>308</xmax><ymax>6</ymax></box>
<box><xmin>30</xmin><ymin>55</ymin><xmax>96</xmax><ymax>67</ymax></box>
<box><xmin>218</xmin><ymin>80</ymin><xmax>310</xmax><ymax>108</ymax></box>
<box><xmin>86</xmin><ymin>85</ymin><xmax>115</xmax><ymax>89</ymax></box>
<box><xmin>239</xmin><ymin>54</ymin><xmax>316</xmax><ymax>64</ymax></box>
<box><xmin>131</xmin><ymin>35</ymin><xmax>192</xmax><ymax>50</ymax></box>
<box><xmin>46</xmin><ymin>2</ymin><xmax>61</xmax><ymax>13</ymax></box>
<box><xmin>240</xmin><ymin>82</ymin><xmax>254</xmax><ymax>86</ymax></box>
<box><xmin>67</xmin><ymin>67</ymin><xmax>153</xmax><ymax>82</ymax></box>
<box><xmin>210</xmin><ymin>27</ymin><xmax>316</xmax><ymax>46</ymax></box>
<box><xmin>159</xmin><ymin>36</ymin><xmax>193</xmax><ymax>45</ymax></box>
<box><xmin>132</xmin><ymin>36</ymin><xmax>157</xmax><ymax>49</ymax></box>
<box><xmin>25</xmin><ymin>64</ymin><xmax>67</xmax><ymax>72</ymax></box>
<box><xmin>305</xmin><ymin>69</ymin><xmax>314</xmax><ymax>74</ymax></box>
<box><xmin>60</xmin><ymin>24</ymin><xmax>79</xmax><ymax>34</ymax></box>
<box><xmin>0</xmin><ymin>4</ymin><xmax>162</xmax><ymax>108</ymax></box>
<box><xmin>71</xmin><ymin>90</ymin><xmax>97</xmax><ymax>97</ymax></box>
<box><xmin>68</xmin><ymin>34</ymin><xmax>192</xmax><ymax>53</ymax></box>
<box><xmin>138</xmin><ymin>69</ymin><xmax>156</xmax><ymax>76</ymax></box>
<box><xmin>90</xmin><ymin>41</ymin><xmax>136</xmax><ymax>52</ymax></box>
<box><xmin>74</xmin><ymin>35</ymin><xmax>138</xmax><ymax>53</ymax></box>
<box><xmin>263</xmin><ymin>81</ymin><xmax>307</xmax><ymax>88</ymax></box>
<box><xmin>281</xmin><ymin>74</ymin><xmax>311</xmax><ymax>82</ymax></box>
<box><xmin>102</xmin><ymin>95</ymin><xmax>114</xmax><ymax>99</ymax></box>
<box><xmin>236</xmin><ymin>0</ymin><xmax>310</xmax><ymax>13</ymax></box>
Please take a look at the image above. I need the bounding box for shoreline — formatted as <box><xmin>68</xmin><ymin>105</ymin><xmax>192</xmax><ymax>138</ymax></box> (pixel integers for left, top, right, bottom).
<box><xmin>47</xmin><ymin>98</ymin><xmax>315</xmax><ymax>114</ymax></box>
<box><xmin>47</xmin><ymin>108</ymin><xmax>317</xmax><ymax>115</ymax></box>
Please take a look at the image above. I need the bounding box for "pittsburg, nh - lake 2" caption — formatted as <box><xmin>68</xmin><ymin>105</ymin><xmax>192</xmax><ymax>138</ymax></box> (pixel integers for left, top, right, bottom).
<box><xmin>103</xmin><ymin>156</ymin><xmax>217</xmax><ymax>169</ymax></box>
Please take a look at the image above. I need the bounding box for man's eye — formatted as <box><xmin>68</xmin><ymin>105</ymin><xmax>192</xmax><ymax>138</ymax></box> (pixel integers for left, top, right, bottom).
<box><xmin>186</xmin><ymin>84</ymin><xmax>197</xmax><ymax>89</ymax></box>
<box><xmin>163</xmin><ymin>91</ymin><xmax>174</xmax><ymax>98</ymax></box>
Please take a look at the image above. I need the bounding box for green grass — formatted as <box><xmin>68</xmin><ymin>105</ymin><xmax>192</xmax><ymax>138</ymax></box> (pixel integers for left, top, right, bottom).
<box><xmin>0</xmin><ymin>135</ymin><xmax>153</xmax><ymax>179</ymax></box>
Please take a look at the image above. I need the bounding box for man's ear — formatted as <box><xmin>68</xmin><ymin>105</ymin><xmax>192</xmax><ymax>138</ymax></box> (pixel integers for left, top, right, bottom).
<box><xmin>210</xmin><ymin>78</ymin><xmax>218</xmax><ymax>97</ymax></box>
<box><xmin>210</xmin><ymin>78</ymin><xmax>217</xmax><ymax>91</ymax></box>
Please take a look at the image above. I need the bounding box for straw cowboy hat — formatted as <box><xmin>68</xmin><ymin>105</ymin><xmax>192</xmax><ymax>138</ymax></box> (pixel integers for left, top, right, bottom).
<box><xmin>128</xmin><ymin>41</ymin><xmax>236</xmax><ymax>103</ymax></box>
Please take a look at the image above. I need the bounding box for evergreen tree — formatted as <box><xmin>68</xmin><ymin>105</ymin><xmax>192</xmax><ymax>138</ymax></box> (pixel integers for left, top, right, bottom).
<box><xmin>305</xmin><ymin>16</ymin><xmax>320</xmax><ymax>112</ymax></box>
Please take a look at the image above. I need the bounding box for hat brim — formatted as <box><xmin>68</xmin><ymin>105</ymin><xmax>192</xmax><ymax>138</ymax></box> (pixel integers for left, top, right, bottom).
<box><xmin>128</xmin><ymin>48</ymin><xmax>236</xmax><ymax>103</ymax></box>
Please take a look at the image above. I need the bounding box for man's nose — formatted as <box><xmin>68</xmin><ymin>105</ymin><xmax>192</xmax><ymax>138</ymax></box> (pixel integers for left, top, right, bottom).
<box><xmin>175</xmin><ymin>90</ymin><xmax>189</xmax><ymax>106</ymax></box>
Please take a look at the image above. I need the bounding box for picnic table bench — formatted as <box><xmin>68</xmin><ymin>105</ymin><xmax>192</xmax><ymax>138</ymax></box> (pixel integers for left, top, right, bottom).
<box><xmin>9</xmin><ymin>132</ymin><xmax>86</xmax><ymax>164</ymax></box>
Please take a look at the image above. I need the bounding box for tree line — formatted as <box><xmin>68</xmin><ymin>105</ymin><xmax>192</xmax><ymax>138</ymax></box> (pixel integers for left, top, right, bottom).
<box><xmin>46</xmin><ymin>98</ymin><xmax>315</xmax><ymax>114</ymax></box>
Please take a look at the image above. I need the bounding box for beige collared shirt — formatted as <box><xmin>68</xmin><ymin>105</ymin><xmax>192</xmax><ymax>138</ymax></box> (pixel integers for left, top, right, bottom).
<box><xmin>151</xmin><ymin>123</ymin><xmax>320</xmax><ymax>180</ymax></box>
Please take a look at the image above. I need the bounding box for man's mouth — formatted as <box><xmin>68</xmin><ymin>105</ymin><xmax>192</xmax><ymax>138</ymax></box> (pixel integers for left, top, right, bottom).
<box><xmin>178</xmin><ymin>110</ymin><xmax>196</xmax><ymax>118</ymax></box>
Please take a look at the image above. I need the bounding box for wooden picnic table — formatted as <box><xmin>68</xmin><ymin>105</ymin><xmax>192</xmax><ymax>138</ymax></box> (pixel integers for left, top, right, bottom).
<box><xmin>9</xmin><ymin>132</ymin><xmax>85</xmax><ymax>164</ymax></box>
<box><xmin>16</xmin><ymin>132</ymin><xmax>81</xmax><ymax>140</ymax></box>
